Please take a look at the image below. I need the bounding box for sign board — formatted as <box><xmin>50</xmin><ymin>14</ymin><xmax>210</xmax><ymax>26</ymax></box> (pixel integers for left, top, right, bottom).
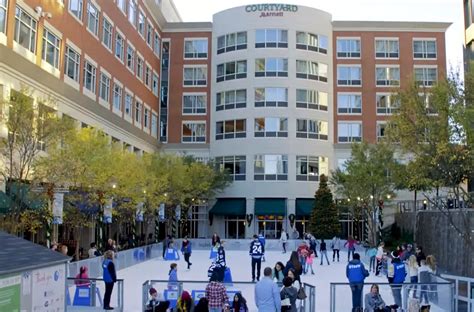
<box><xmin>159</xmin><ymin>203</ymin><xmax>165</xmax><ymax>221</ymax></box>
<box><xmin>136</xmin><ymin>202</ymin><xmax>144</xmax><ymax>222</ymax></box>
<box><xmin>30</xmin><ymin>264</ymin><xmax>66</xmax><ymax>311</ymax></box>
<box><xmin>0</xmin><ymin>275</ymin><xmax>21</xmax><ymax>311</ymax></box>
<box><xmin>175</xmin><ymin>205</ymin><xmax>181</xmax><ymax>220</ymax></box>
<box><xmin>52</xmin><ymin>193</ymin><xmax>64</xmax><ymax>225</ymax></box>
<box><xmin>104</xmin><ymin>198</ymin><xmax>113</xmax><ymax>224</ymax></box>
<box><xmin>245</xmin><ymin>3</ymin><xmax>298</xmax><ymax>17</ymax></box>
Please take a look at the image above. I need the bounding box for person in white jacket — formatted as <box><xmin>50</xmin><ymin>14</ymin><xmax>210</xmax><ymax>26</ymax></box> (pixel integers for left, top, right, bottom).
<box><xmin>280</xmin><ymin>230</ymin><xmax>288</xmax><ymax>253</ymax></box>
<box><xmin>331</xmin><ymin>236</ymin><xmax>341</xmax><ymax>262</ymax></box>
<box><xmin>375</xmin><ymin>242</ymin><xmax>385</xmax><ymax>276</ymax></box>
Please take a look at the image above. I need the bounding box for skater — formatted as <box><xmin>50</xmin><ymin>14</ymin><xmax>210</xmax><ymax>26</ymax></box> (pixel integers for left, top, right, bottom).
<box><xmin>206</xmin><ymin>273</ymin><xmax>229</xmax><ymax>312</ymax></box>
<box><xmin>168</xmin><ymin>263</ymin><xmax>178</xmax><ymax>289</ymax></box>
<box><xmin>364</xmin><ymin>284</ymin><xmax>399</xmax><ymax>312</ymax></box>
<box><xmin>367</xmin><ymin>246</ymin><xmax>377</xmax><ymax>272</ymax></box>
<box><xmin>231</xmin><ymin>293</ymin><xmax>248</xmax><ymax>312</ymax></box>
<box><xmin>375</xmin><ymin>242</ymin><xmax>385</xmax><ymax>276</ymax></box>
<box><xmin>102</xmin><ymin>250</ymin><xmax>117</xmax><ymax>310</ymax></box>
<box><xmin>250</xmin><ymin>235</ymin><xmax>264</xmax><ymax>282</ymax></box>
<box><xmin>146</xmin><ymin>288</ymin><xmax>170</xmax><ymax>312</ymax></box>
<box><xmin>280</xmin><ymin>276</ymin><xmax>298</xmax><ymax>312</ymax></box>
<box><xmin>211</xmin><ymin>233</ymin><xmax>221</xmax><ymax>247</ymax></box>
<box><xmin>181</xmin><ymin>236</ymin><xmax>192</xmax><ymax>269</ymax></box>
<box><xmin>255</xmin><ymin>267</ymin><xmax>281</xmax><ymax>312</ymax></box>
<box><xmin>344</xmin><ymin>236</ymin><xmax>358</xmax><ymax>262</ymax></box>
<box><xmin>407</xmin><ymin>255</ymin><xmax>419</xmax><ymax>298</ymax></box>
<box><xmin>418</xmin><ymin>259</ymin><xmax>432</xmax><ymax>305</ymax></box>
<box><xmin>213</xmin><ymin>241</ymin><xmax>227</xmax><ymax>282</ymax></box>
<box><xmin>162</xmin><ymin>235</ymin><xmax>171</xmax><ymax>258</ymax></box>
<box><xmin>306</xmin><ymin>250</ymin><xmax>315</xmax><ymax>274</ymax></box>
<box><xmin>296</xmin><ymin>242</ymin><xmax>309</xmax><ymax>274</ymax></box>
<box><xmin>308</xmin><ymin>234</ymin><xmax>318</xmax><ymax>257</ymax></box>
<box><xmin>280</xmin><ymin>230</ymin><xmax>288</xmax><ymax>253</ymax></box>
<box><xmin>331</xmin><ymin>235</ymin><xmax>341</xmax><ymax>262</ymax></box>
<box><xmin>284</xmin><ymin>252</ymin><xmax>303</xmax><ymax>285</ymax></box>
<box><xmin>319</xmin><ymin>239</ymin><xmax>330</xmax><ymax>265</ymax></box>
<box><xmin>346</xmin><ymin>253</ymin><xmax>369</xmax><ymax>312</ymax></box>
<box><xmin>415</xmin><ymin>246</ymin><xmax>426</xmax><ymax>266</ymax></box>
<box><xmin>388</xmin><ymin>251</ymin><xmax>406</xmax><ymax>308</ymax></box>
<box><xmin>258</xmin><ymin>232</ymin><xmax>266</xmax><ymax>262</ymax></box>
<box><xmin>272</xmin><ymin>262</ymin><xmax>285</xmax><ymax>284</ymax></box>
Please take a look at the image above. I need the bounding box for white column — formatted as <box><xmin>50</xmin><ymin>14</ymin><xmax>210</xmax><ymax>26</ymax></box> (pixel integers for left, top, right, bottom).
<box><xmin>245</xmin><ymin>198</ymin><xmax>255</xmax><ymax>239</ymax></box>
<box><xmin>286</xmin><ymin>198</ymin><xmax>296</xmax><ymax>231</ymax></box>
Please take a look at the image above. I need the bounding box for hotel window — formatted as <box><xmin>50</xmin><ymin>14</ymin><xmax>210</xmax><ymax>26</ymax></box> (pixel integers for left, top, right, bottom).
<box><xmin>217</xmin><ymin>31</ymin><xmax>247</xmax><ymax>54</ymax></box>
<box><xmin>296</xmin><ymin>89</ymin><xmax>328</xmax><ymax>111</ymax></box>
<box><xmin>124</xmin><ymin>92</ymin><xmax>132</xmax><ymax>116</ymax></box>
<box><xmin>215</xmin><ymin>156</ymin><xmax>246</xmax><ymax>181</ymax></box>
<box><xmin>64</xmin><ymin>46</ymin><xmax>80</xmax><ymax>82</ymax></box>
<box><xmin>376</xmin><ymin>66</ymin><xmax>400</xmax><ymax>86</ymax></box>
<box><xmin>376</xmin><ymin>94</ymin><xmax>399</xmax><ymax>115</ymax></box>
<box><xmin>255</xmin><ymin>58</ymin><xmax>288</xmax><ymax>77</ymax></box>
<box><xmin>127</xmin><ymin>46</ymin><xmax>135</xmax><ymax>71</ymax></box>
<box><xmin>255</xmin><ymin>29</ymin><xmax>288</xmax><ymax>48</ymax></box>
<box><xmin>144</xmin><ymin>107</ymin><xmax>149</xmax><ymax>129</ymax></box>
<box><xmin>83</xmin><ymin>60</ymin><xmax>96</xmax><ymax>93</ymax></box>
<box><xmin>153</xmin><ymin>31</ymin><xmax>161</xmax><ymax>56</ymax></box>
<box><xmin>99</xmin><ymin>73</ymin><xmax>110</xmax><ymax>102</ymax></box>
<box><xmin>296</xmin><ymin>60</ymin><xmax>327</xmax><ymax>82</ymax></box>
<box><xmin>337</xmin><ymin>66</ymin><xmax>361</xmax><ymax>86</ymax></box>
<box><xmin>255</xmin><ymin>88</ymin><xmax>288</xmax><ymax>107</ymax></box>
<box><xmin>115</xmin><ymin>32</ymin><xmax>124</xmax><ymax>62</ymax></box>
<box><xmin>420</xmin><ymin>93</ymin><xmax>437</xmax><ymax>115</ymax></box>
<box><xmin>414</xmin><ymin>67</ymin><xmax>437</xmax><ymax>87</ymax></box>
<box><xmin>413</xmin><ymin>40</ymin><xmax>437</xmax><ymax>59</ymax></box>
<box><xmin>319</xmin><ymin>35</ymin><xmax>328</xmax><ymax>54</ymax></box>
<box><xmin>14</xmin><ymin>6</ymin><xmax>37</xmax><ymax>53</ymax></box>
<box><xmin>184</xmin><ymin>66</ymin><xmax>207</xmax><ymax>86</ymax></box>
<box><xmin>68</xmin><ymin>0</ymin><xmax>83</xmax><ymax>21</ymax></box>
<box><xmin>254</xmin><ymin>155</ymin><xmax>288</xmax><ymax>181</ymax></box>
<box><xmin>216</xmin><ymin>89</ymin><xmax>246</xmax><ymax>111</ymax></box>
<box><xmin>182</xmin><ymin>122</ymin><xmax>206</xmax><ymax>143</ymax></box>
<box><xmin>0</xmin><ymin>0</ymin><xmax>5</xmax><ymax>34</ymax></box>
<box><xmin>375</xmin><ymin>39</ymin><xmax>399</xmax><ymax>58</ymax></box>
<box><xmin>376</xmin><ymin>123</ymin><xmax>387</xmax><ymax>142</ymax></box>
<box><xmin>86</xmin><ymin>1</ymin><xmax>99</xmax><ymax>36</ymax></box>
<box><xmin>183</xmin><ymin>94</ymin><xmax>206</xmax><ymax>114</ymax></box>
<box><xmin>152</xmin><ymin>73</ymin><xmax>159</xmax><ymax>96</ymax></box>
<box><xmin>136</xmin><ymin>56</ymin><xmax>143</xmax><ymax>80</ymax></box>
<box><xmin>128</xmin><ymin>0</ymin><xmax>136</xmax><ymax>26</ymax></box>
<box><xmin>296</xmin><ymin>31</ymin><xmax>318</xmax><ymax>52</ymax></box>
<box><xmin>254</xmin><ymin>117</ymin><xmax>288</xmax><ymax>138</ymax></box>
<box><xmin>296</xmin><ymin>119</ymin><xmax>328</xmax><ymax>140</ymax></box>
<box><xmin>338</xmin><ymin>122</ymin><xmax>362</xmax><ymax>143</ymax></box>
<box><xmin>337</xmin><ymin>94</ymin><xmax>362</xmax><ymax>114</ymax></box>
<box><xmin>296</xmin><ymin>156</ymin><xmax>328</xmax><ymax>181</ymax></box>
<box><xmin>216</xmin><ymin>119</ymin><xmax>246</xmax><ymax>140</ymax></box>
<box><xmin>216</xmin><ymin>61</ymin><xmax>246</xmax><ymax>82</ymax></box>
<box><xmin>42</xmin><ymin>29</ymin><xmax>60</xmax><ymax>68</ymax></box>
<box><xmin>138</xmin><ymin>10</ymin><xmax>145</xmax><ymax>37</ymax></box>
<box><xmin>145</xmin><ymin>65</ymin><xmax>151</xmax><ymax>88</ymax></box>
<box><xmin>336</xmin><ymin>38</ymin><xmax>361</xmax><ymax>58</ymax></box>
<box><xmin>146</xmin><ymin>22</ymin><xmax>153</xmax><ymax>46</ymax></box>
<box><xmin>117</xmin><ymin>0</ymin><xmax>126</xmax><ymax>13</ymax></box>
<box><xmin>102</xmin><ymin>18</ymin><xmax>113</xmax><ymax>50</ymax></box>
<box><xmin>113</xmin><ymin>83</ymin><xmax>122</xmax><ymax>111</ymax></box>
<box><xmin>151</xmin><ymin>113</ymin><xmax>158</xmax><ymax>137</ymax></box>
<box><xmin>135</xmin><ymin>100</ymin><xmax>142</xmax><ymax>125</ymax></box>
<box><xmin>184</xmin><ymin>39</ymin><xmax>208</xmax><ymax>59</ymax></box>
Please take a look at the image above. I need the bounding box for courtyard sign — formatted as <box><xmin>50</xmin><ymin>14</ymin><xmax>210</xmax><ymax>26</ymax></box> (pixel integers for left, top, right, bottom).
<box><xmin>245</xmin><ymin>4</ymin><xmax>298</xmax><ymax>17</ymax></box>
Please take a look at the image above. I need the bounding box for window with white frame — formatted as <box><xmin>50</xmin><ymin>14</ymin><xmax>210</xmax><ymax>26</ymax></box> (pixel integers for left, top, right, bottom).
<box><xmin>217</xmin><ymin>32</ymin><xmax>247</xmax><ymax>54</ymax></box>
<box><xmin>296</xmin><ymin>119</ymin><xmax>328</xmax><ymax>140</ymax></box>
<box><xmin>255</xmin><ymin>88</ymin><xmax>288</xmax><ymax>107</ymax></box>
<box><xmin>216</xmin><ymin>119</ymin><xmax>246</xmax><ymax>140</ymax></box>
<box><xmin>419</xmin><ymin>93</ymin><xmax>437</xmax><ymax>115</ymax></box>
<box><xmin>127</xmin><ymin>45</ymin><xmax>135</xmax><ymax>71</ymax></box>
<box><xmin>216</xmin><ymin>89</ymin><xmax>246</xmax><ymax>111</ymax></box>
<box><xmin>113</xmin><ymin>83</ymin><xmax>122</xmax><ymax>111</ymax></box>
<box><xmin>338</xmin><ymin>122</ymin><xmax>362</xmax><ymax>143</ymax></box>
<box><xmin>215</xmin><ymin>156</ymin><xmax>246</xmax><ymax>181</ymax></box>
<box><xmin>64</xmin><ymin>45</ymin><xmax>80</xmax><ymax>82</ymax></box>
<box><xmin>183</xmin><ymin>94</ymin><xmax>206</xmax><ymax>114</ymax></box>
<box><xmin>68</xmin><ymin>0</ymin><xmax>83</xmax><ymax>21</ymax></box>
<box><xmin>115</xmin><ymin>32</ymin><xmax>124</xmax><ymax>62</ymax></box>
<box><xmin>83</xmin><ymin>60</ymin><xmax>96</xmax><ymax>93</ymax></box>
<box><xmin>135</xmin><ymin>100</ymin><xmax>142</xmax><ymax>124</ymax></box>
<box><xmin>151</xmin><ymin>112</ymin><xmax>158</xmax><ymax>137</ymax></box>
<box><xmin>86</xmin><ymin>1</ymin><xmax>99</xmax><ymax>36</ymax></box>
<box><xmin>255</xmin><ymin>58</ymin><xmax>288</xmax><ymax>77</ymax></box>
<box><xmin>14</xmin><ymin>6</ymin><xmax>37</xmax><ymax>53</ymax></box>
<box><xmin>375</xmin><ymin>39</ymin><xmax>399</xmax><ymax>58</ymax></box>
<box><xmin>42</xmin><ymin>29</ymin><xmax>60</xmax><ymax>68</ymax></box>
<box><xmin>153</xmin><ymin>31</ymin><xmax>160</xmax><ymax>56</ymax></box>
<box><xmin>183</xmin><ymin>66</ymin><xmax>207</xmax><ymax>86</ymax></box>
<box><xmin>145</xmin><ymin>65</ymin><xmax>151</xmax><ymax>87</ymax></box>
<box><xmin>0</xmin><ymin>0</ymin><xmax>6</xmax><ymax>34</ymax></box>
<box><xmin>337</xmin><ymin>38</ymin><xmax>361</xmax><ymax>58</ymax></box>
<box><xmin>376</xmin><ymin>123</ymin><xmax>387</xmax><ymax>141</ymax></box>
<box><xmin>184</xmin><ymin>39</ymin><xmax>208</xmax><ymax>59</ymax></box>
<box><xmin>255</xmin><ymin>29</ymin><xmax>288</xmax><ymax>48</ymax></box>
<box><xmin>337</xmin><ymin>94</ymin><xmax>362</xmax><ymax>114</ymax></box>
<box><xmin>144</xmin><ymin>107</ymin><xmax>149</xmax><ymax>128</ymax></box>
<box><xmin>254</xmin><ymin>155</ymin><xmax>288</xmax><ymax>181</ymax></box>
<box><xmin>102</xmin><ymin>18</ymin><xmax>112</xmax><ymax>50</ymax></box>
<box><xmin>337</xmin><ymin>66</ymin><xmax>361</xmax><ymax>86</ymax></box>
<box><xmin>216</xmin><ymin>61</ymin><xmax>247</xmax><ymax>82</ymax></box>
<box><xmin>182</xmin><ymin>122</ymin><xmax>206</xmax><ymax>143</ymax></box>
<box><xmin>414</xmin><ymin>67</ymin><xmax>437</xmax><ymax>87</ymax></box>
<box><xmin>296</xmin><ymin>156</ymin><xmax>328</xmax><ymax>181</ymax></box>
<box><xmin>254</xmin><ymin>117</ymin><xmax>288</xmax><ymax>137</ymax></box>
<box><xmin>152</xmin><ymin>73</ymin><xmax>159</xmax><ymax>96</ymax></box>
<box><xmin>296</xmin><ymin>31</ymin><xmax>319</xmax><ymax>52</ymax></box>
<box><xmin>413</xmin><ymin>39</ymin><xmax>437</xmax><ymax>59</ymax></box>
<box><xmin>117</xmin><ymin>0</ymin><xmax>126</xmax><ymax>12</ymax></box>
<box><xmin>128</xmin><ymin>0</ymin><xmax>136</xmax><ymax>26</ymax></box>
<box><xmin>296</xmin><ymin>89</ymin><xmax>328</xmax><ymax>111</ymax></box>
<box><xmin>99</xmin><ymin>73</ymin><xmax>110</xmax><ymax>102</ymax></box>
<box><xmin>136</xmin><ymin>56</ymin><xmax>143</xmax><ymax>80</ymax></box>
<box><xmin>376</xmin><ymin>94</ymin><xmax>399</xmax><ymax>114</ymax></box>
<box><xmin>124</xmin><ymin>92</ymin><xmax>132</xmax><ymax>116</ymax></box>
<box><xmin>296</xmin><ymin>60</ymin><xmax>328</xmax><ymax>82</ymax></box>
<box><xmin>138</xmin><ymin>10</ymin><xmax>145</xmax><ymax>37</ymax></box>
<box><xmin>376</xmin><ymin>66</ymin><xmax>400</xmax><ymax>86</ymax></box>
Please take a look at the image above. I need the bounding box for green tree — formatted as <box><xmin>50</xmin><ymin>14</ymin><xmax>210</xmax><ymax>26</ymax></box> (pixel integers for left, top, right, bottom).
<box><xmin>309</xmin><ymin>174</ymin><xmax>340</xmax><ymax>239</ymax></box>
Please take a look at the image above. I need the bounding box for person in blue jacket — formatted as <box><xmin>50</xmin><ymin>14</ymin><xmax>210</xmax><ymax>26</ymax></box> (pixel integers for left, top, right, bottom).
<box><xmin>168</xmin><ymin>263</ymin><xmax>178</xmax><ymax>289</ymax></box>
<box><xmin>258</xmin><ymin>232</ymin><xmax>266</xmax><ymax>262</ymax></box>
<box><xmin>250</xmin><ymin>234</ymin><xmax>265</xmax><ymax>282</ymax></box>
<box><xmin>181</xmin><ymin>236</ymin><xmax>192</xmax><ymax>270</ymax></box>
<box><xmin>102</xmin><ymin>250</ymin><xmax>117</xmax><ymax>310</ymax></box>
<box><xmin>346</xmin><ymin>253</ymin><xmax>369</xmax><ymax>312</ymax></box>
<box><xmin>389</xmin><ymin>251</ymin><xmax>407</xmax><ymax>307</ymax></box>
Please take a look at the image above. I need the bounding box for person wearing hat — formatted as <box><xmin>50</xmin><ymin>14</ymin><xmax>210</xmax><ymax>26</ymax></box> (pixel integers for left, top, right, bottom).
<box><xmin>388</xmin><ymin>251</ymin><xmax>407</xmax><ymax>308</ymax></box>
<box><xmin>176</xmin><ymin>290</ymin><xmax>194</xmax><ymax>312</ymax></box>
<box><xmin>146</xmin><ymin>288</ymin><xmax>170</xmax><ymax>312</ymax></box>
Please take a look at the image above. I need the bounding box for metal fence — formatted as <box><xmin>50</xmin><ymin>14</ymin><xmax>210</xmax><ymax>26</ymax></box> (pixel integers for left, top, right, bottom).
<box><xmin>142</xmin><ymin>279</ymin><xmax>316</xmax><ymax>312</ymax></box>
<box><xmin>65</xmin><ymin>277</ymin><xmax>124</xmax><ymax>311</ymax></box>
<box><xmin>441</xmin><ymin>274</ymin><xmax>474</xmax><ymax>312</ymax></box>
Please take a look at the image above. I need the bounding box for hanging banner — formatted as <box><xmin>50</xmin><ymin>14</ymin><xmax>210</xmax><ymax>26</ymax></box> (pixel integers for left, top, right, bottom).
<box><xmin>158</xmin><ymin>203</ymin><xmax>165</xmax><ymax>221</ymax></box>
<box><xmin>136</xmin><ymin>202</ymin><xmax>144</xmax><ymax>222</ymax></box>
<box><xmin>104</xmin><ymin>198</ymin><xmax>113</xmax><ymax>224</ymax></box>
<box><xmin>175</xmin><ymin>205</ymin><xmax>181</xmax><ymax>220</ymax></box>
<box><xmin>187</xmin><ymin>206</ymin><xmax>193</xmax><ymax>219</ymax></box>
<box><xmin>52</xmin><ymin>193</ymin><xmax>64</xmax><ymax>224</ymax></box>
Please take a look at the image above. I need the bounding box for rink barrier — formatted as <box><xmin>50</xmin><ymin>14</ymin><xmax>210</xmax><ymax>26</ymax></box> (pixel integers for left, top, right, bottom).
<box><xmin>65</xmin><ymin>277</ymin><xmax>124</xmax><ymax>312</ymax></box>
<box><xmin>329</xmin><ymin>280</ymin><xmax>454</xmax><ymax>312</ymax></box>
<box><xmin>142</xmin><ymin>279</ymin><xmax>316</xmax><ymax>312</ymax></box>
<box><xmin>440</xmin><ymin>273</ymin><xmax>474</xmax><ymax>312</ymax></box>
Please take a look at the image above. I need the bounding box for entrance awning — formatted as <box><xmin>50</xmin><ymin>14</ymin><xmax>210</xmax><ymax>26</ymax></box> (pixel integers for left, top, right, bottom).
<box><xmin>209</xmin><ymin>198</ymin><xmax>246</xmax><ymax>216</ymax></box>
<box><xmin>296</xmin><ymin>198</ymin><xmax>314</xmax><ymax>216</ymax></box>
<box><xmin>254</xmin><ymin>198</ymin><xmax>286</xmax><ymax>216</ymax></box>
<box><xmin>7</xmin><ymin>183</ymin><xmax>46</xmax><ymax>210</ymax></box>
<box><xmin>0</xmin><ymin>192</ymin><xmax>13</xmax><ymax>213</ymax></box>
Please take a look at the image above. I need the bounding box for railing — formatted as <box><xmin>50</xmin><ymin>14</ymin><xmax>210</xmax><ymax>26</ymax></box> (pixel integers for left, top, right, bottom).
<box><xmin>142</xmin><ymin>279</ymin><xmax>316</xmax><ymax>312</ymax></box>
<box><xmin>397</xmin><ymin>193</ymin><xmax>473</xmax><ymax>213</ymax></box>
<box><xmin>441</xmin><ymin>273</ymin><xmax>474</xmax><ymax>312</ymax></box>
<box><xmin>329</xmin><ymin>281</ymin><xmax>454</xmax><ymax>312</ymax></box>
<box><xmin>65</xmin><ymin>277</ymin><xmax>124</xmax><ymax>311</ymax></box>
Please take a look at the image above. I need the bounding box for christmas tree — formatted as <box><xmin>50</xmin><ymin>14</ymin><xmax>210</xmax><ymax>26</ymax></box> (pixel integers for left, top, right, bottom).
<box><xmin>309</xmin><ymin>174</ymin><xmax>340</xmax><ymax>238</ymax></box>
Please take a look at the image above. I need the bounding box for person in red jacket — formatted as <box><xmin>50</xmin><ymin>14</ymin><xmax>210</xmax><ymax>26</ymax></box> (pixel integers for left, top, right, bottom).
<box><xmin>297</xmin><ymin>243</ymin><xmax>310</xmax><ymax>274</ymax></box>
<box><xmin>344</xmin><ymin>236</ymin><xmax>359</xmax><ymax>262</ymax></box>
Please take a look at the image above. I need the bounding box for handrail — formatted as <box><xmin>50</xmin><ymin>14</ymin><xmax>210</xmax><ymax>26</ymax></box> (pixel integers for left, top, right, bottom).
<box><xmin>66</xmin><ymin>277</ymin><xmax>124</xmax><ymax>282</ymax></box>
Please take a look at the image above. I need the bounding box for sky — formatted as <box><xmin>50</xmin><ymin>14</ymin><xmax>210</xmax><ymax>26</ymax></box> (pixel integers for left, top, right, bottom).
<box><xmin>172</xmin><ymin>0</ymin><xmax>464</xmax><ymax>72</ymax></box>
